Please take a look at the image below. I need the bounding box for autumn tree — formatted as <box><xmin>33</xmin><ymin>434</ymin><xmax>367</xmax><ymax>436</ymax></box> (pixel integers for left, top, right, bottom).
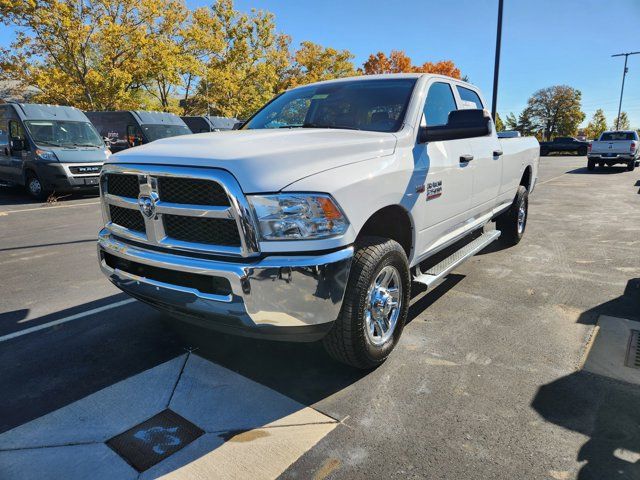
<box><xmin>525</xmin><ymin>85</ymin><xmax>584</xmax><ymax>140</ymax></box>
<box><xmin>611</xmin><ymin>111</ymin><xmax>630</xmax><ymax>130</ymax></box>
<box><xmin>495</xmin><ymin>112</ymin><xmax>504</xmax><ymax>132</ymax></box>
<box><xmin>0</xmin><ymin>0</ymin><xmax>196</xmax><ymax>110</ymax></box>
<box><xmin>285</xmin><ymin>41</ymin><xmax>356</xmax><ymax>88</ymax></box>
<box><xmin>362</xmin><ymin>50</ymin><xmax>461</xmax><ymax>79</ymax></box>
<box><xmin>584</xmin><ymin>109</ymin><xmax>607</xmax><ymax>140</ymax></box>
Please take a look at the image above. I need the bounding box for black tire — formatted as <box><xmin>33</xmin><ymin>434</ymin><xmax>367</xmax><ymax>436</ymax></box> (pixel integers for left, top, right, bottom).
<box><xmin>578</xmin><ymin>146</ymin><xmax>587</xmax><ymax>156</ymax></box>
<box><xmin>540</xmin><ymin>147</ymin><xmax>549</xmax><ymax>156</ymax></box>
<box><xmin>627</xmin><ymin>161</ymin><xmax>635</xmax><ymax>172</ymax></box>
<box><xmin>496</xmin><ymin>185</ymin><xmax>528</xmax><ymax>247</ymax></box>
<box><xmin>25</xmin><ymin>171</ymin><xmax>49</xmax><ymax>201</ymax></box>
<box><xmin>323</xmin><ymin>236</ymin><xmax>411</xmax><ymax>369</ymax></box>
<box><xmin>587</xmin><ymin>159</ymin><xmax>596</xmax><ymax>171</ymax></box>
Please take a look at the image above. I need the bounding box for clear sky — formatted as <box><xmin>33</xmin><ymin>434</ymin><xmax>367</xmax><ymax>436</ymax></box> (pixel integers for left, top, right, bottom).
<box><xmin>2</xmin><ymin>0</ymin><xmax>640</xmax><ymax>128</ymax></box>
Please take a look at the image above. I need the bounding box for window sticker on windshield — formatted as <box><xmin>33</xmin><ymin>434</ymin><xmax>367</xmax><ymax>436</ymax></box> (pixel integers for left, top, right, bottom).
<box><xmin>311</xmin><ymin>94</ymin><xmax>329</xmax><ymax>100</ymax></box>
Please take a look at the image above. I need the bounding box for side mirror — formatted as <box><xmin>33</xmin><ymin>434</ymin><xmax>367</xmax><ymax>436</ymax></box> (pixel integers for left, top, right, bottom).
<box><xmin>10</xmin><ymin>138</ymin><xmax>26</xmax><ymax>151</ymax></box>
<box><xmin>419</xmin><ymin>109</ymin><xmax>490</xmax><ymax>143</ymax></box>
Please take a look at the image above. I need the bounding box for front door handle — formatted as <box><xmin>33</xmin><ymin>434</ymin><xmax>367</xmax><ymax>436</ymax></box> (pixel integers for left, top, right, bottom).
<box><xmin>460</xmin><ymin>154</ymin><xmax>474</xmax><ymax>163</ymax></box>
<box><xmin>493</xmin><ymin>149</ymin><xmax>503</xmax><ymax>157</ymax></box>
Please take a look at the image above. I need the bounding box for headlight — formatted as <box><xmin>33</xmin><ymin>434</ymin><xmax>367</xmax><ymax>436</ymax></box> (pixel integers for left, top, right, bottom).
<box><xmin>248</xmin><ymin>193</ymin><xmax>349</xmax><ymax>240</ymax></box>
<box><xmin>35</xmin><ymin>149</ymin><xmax>58</xmax><ymax>162</ymax></box>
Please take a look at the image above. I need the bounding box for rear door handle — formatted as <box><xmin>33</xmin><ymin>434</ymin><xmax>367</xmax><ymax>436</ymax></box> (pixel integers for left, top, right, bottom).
<box><xmin>493</xmin><ymin>150</ymin><xmax>503</xmax><ymax>157</ymax></box>
<box><xmin>460</xmin><ymin>154</ymin><xmax>474</xmax><ymax>163</ymax></box>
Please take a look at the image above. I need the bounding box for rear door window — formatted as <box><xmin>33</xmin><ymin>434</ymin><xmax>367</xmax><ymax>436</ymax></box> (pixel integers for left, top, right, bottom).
<box><xmin>423</xmin><ymin>82</ymin><xmax>457</xmax><ymax>126</ymax></box>
<box><xmin>456</xmin><ymin>86</ymin><xmax>484</xmax><ymax>109</ymax></box>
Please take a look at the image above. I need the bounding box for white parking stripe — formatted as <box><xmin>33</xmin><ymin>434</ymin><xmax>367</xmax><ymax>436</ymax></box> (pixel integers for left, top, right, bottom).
<box><xmin>0</xmin><ymin>201</ymin><xmax>100</xmax><ymax>215</ymax></box>
<box><xmin>0</xmin><ymin>299</ymin><xmax>136</xmax><ymax>343</ymax></box>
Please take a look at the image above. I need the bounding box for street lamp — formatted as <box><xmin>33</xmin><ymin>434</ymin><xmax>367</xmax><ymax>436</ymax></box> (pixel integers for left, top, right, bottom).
<box><xmin>611</xmin><ymin>51</ymin><xmax>640</xmax><ymax>130</ymax></box>
<box><xmin>491</xmin><ymin>0</ymin><xmax>504</xmax><ymax>124</ymax></box>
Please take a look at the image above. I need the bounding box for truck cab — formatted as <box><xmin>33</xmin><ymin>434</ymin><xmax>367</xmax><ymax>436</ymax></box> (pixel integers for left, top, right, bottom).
<box><xmin>85</xmin><ymin>111</ymin><xmax>192</xmax><ymax>153</ymax></box>
<box><xmin>181</xmin><ymin>116</ymin><xmax>240</xmax><ymax>133</ymax></box>
<box><xmin>0</xmin><ymin>102</ymin><xmax>111</xmax><ymax>199</ymax></box>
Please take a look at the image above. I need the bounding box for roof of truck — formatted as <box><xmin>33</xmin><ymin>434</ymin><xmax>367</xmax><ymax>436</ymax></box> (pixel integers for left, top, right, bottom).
<box><xmin>287</xmin><ymin>73</ymin><xmax>477</xmax><ymax>92</ymax></box>
<box><xmin>131</xmin><ymin>110</ymin><xmax>186</xmax><ymax>126</ymax></box>
<box><xmin>8</xmin><ymin>102</ymin><xmax>89</xmax><ymax>122</ymax></box>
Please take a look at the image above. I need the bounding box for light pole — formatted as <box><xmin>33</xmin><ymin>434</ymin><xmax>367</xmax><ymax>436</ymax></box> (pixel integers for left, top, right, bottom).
<box><xmin>491</xmin><ymin>0</ymin><xmax>504</xmax><ymax>124</ymax></box>
<box><xmin>612</xmin><ymin>51</ymin><xmax>640</xmax><ymax>130</ymax></box>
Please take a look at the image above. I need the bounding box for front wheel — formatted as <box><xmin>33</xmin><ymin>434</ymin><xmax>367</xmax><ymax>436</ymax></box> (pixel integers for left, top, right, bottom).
<box><xmin>496</xmin><ymin>185</ymin><xmax>528</xmax><ymax>247</ymax></box>
<box><xmin>25</xmin><ymin>171</ymin><xmax>49</xmax><ymax>201</ymax></box>
<box><xmin>323</xmin><ymin>236</ymin><xmax>411</xmax><ymax>369</ymax></box>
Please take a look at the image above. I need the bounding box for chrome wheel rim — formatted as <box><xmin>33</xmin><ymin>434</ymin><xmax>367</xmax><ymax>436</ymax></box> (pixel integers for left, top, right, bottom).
<box><xmin>517</xmin><ymin>200</ymin><xmax>527</xmax><ymax>234</ymax></box>
<box><xmin>29</xmin><ymin>178</ymin><xmax>41</xmax><ymax>196</ymax></box>
<box><xmin>365</xmin><ymin>265</ymin><xmax>402</xmax><ymax>346</ymax></box>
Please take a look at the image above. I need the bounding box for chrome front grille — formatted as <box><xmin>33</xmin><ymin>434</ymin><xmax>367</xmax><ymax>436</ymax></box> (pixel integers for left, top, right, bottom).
<box><xmin>100</xmin><ymin>164</ymin><xmax>260</xmax><ymax>257</ymax></box>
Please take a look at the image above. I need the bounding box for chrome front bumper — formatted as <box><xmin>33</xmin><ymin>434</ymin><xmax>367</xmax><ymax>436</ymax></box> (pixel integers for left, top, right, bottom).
<box><xmin>98</xmin><ymin>229</ymin><xmax>353</xmax><ymax>341</ymax></box>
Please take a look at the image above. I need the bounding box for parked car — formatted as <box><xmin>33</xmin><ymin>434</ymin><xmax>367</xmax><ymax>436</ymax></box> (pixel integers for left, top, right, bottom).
<box><xmin>85</xmin><ymin>110</ymin><xmax>192</xmax><ymax>153</ymax></box>
<box><xmin>97</xmin><ymin>74</ymin><xmax>539</xmax><ymax>369</ymax></box>
<box><xmin>587</xmin><ymin>130</ymin><xmax>639</xmax><ymax>171</ymax></box>
<box><xmin>0</xmin><ymin>102</ymin><xmax>110</xmax><ymax>199</ymax></box>
<box><xmin>539</xmin><ymin>137</ymin><xmax>589</xmax><ymax>156</ymax></box>
<box><xmin>181</xmin><ymin>116</ymin><xmax>240</xmax><ymax>133</ymax></box>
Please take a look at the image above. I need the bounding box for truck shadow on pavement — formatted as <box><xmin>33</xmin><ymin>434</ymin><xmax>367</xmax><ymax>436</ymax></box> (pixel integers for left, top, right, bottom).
<box><xmin>532</xmin><ymin>278</ymin><xmax>640</xmax><ymax>480</ymax></box>
<box><xmin>567</xmin><ymin>166</ymin><xmax>630</xmax><ymax>175</ymax></box>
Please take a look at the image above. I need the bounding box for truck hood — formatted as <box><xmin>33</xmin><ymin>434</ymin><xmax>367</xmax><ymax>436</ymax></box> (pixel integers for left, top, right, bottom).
<box><xmin>47</xmin><ymin>146</ymin><xmax>110</xmax><ymax>163</ymax></box>
<box><xmin>108</xmin><ymin>129</ymin><xmax>396</xmax><ymax>192</ymax></box>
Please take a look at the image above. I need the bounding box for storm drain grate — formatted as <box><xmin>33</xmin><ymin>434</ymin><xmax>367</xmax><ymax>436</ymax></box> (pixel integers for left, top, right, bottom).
<box><xmin>625</xmin><ymin>329</ymin><xmax>640</xmax><ymax>369</ymax></box>
<box><xmin>106</xmin><ymin>409</ymin><xmax>204</xmax><ymax>472</ymax></box>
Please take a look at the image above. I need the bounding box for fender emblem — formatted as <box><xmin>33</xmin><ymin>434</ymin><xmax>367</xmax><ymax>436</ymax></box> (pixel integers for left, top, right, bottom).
<box><xmin>426</xmin><ymin>181</ymin><xmax>443</xmax><ymax>200</ymax></box>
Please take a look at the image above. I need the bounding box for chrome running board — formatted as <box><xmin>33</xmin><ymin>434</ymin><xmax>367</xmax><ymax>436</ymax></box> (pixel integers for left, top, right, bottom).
<box><xmin>413</xmin><ymin>230</ymin><xmax>501</xmax><ymax>289</ymax></box>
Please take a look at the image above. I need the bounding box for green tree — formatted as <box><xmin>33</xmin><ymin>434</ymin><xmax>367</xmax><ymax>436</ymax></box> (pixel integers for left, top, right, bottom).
<box><xmin>526</xmin><ymin>85</ymin><xmax>585</xmax><ymax>140</ymax></box>
<box><xmin>584</xmin><ymin>109</ymin><xmax>607</xmax><ymax>140</ymax></box>
<box><xmin>494</xmin><ymin>112</ymin><xmax>504</xmax><ymax>132</ymax></box>
<box><xmin>611</xmin><ymin>111</ymin><xmax>630</xmax><ymax>130</ymax></box>
<box><xmin>504</xmin><ymin>108</ymin><xmax>540</xmax><ymax>136</ymax></box>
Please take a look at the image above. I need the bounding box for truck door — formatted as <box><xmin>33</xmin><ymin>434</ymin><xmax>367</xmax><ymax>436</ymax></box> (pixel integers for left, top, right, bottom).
<box><xmin>456</xmin><ymin>85</ymin><xmax>502</xmax><ymax>216</ymax></box>
<box><xmin>0</xmin><ymin>107</ymin><xmax>10</xmax><ymax>180</ymax></box>
<box><xmin>414</xmin><ymin>81</ymin><xmax>474</xmax><ymax>253</ymax></box>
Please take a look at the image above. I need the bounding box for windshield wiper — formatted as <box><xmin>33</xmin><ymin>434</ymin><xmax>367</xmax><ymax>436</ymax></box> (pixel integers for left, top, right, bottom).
<box><xmin>302</xmin><ymin>123</ymin><xmax>360</xmax><ymax>131</ymax></box>
<box><xmin>71</xmin><ymin>143</ymin><xmax>100</xmax><ymax>147</ymax></box>
<box><xmin>36</xmin><ymin>141</ymin><xmax>63</xmax><ymax>147</ymax></box>
<box><xmin>278</xmin><ymin>125</ymin><xmax>304</xmax><ymax>129</ymax></box>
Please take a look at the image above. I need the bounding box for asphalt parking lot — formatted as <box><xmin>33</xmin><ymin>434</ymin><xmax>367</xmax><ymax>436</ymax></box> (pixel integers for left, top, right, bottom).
<box><xmin>1</xmin><ymin>156</ymin><xmax>640</xmax><ymax>480</ymax></box>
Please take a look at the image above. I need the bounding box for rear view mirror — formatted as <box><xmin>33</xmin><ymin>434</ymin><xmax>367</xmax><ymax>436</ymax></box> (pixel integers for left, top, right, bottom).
<box><xmin>419</xmin><ymin>109</ymin><xmax>490</xmax><ymax>143</ymax></box>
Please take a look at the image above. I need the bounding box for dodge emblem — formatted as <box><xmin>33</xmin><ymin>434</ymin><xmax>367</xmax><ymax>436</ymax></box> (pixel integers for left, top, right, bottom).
<box><xmin>138</xmin><ymin>195</ymin><xmax>156</xmax><ymax>218</ymax></box>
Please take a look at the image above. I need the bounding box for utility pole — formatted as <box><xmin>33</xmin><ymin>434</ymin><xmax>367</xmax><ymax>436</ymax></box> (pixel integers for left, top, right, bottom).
<box><xmin>612</xmin><ymin>51</ymin><xmax>640</xmax><ymax>130</ymax></box>
<box><xmin>491</xmin><ymin>0</ymin><xmax>504</xmax><ymax>124</ymax></box>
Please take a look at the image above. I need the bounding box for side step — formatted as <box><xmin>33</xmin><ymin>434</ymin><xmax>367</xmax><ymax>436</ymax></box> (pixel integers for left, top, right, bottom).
<box><xmin>413</xmin><ymin>230</ymin><xmax>501</xmax><ymax>289</ymax></box>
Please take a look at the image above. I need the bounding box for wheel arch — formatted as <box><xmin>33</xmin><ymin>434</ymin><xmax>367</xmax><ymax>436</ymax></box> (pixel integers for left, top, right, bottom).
<box><xmin>356</xmin><ymin>204</ymin><xmax>414</xmax><ymax>259</ymax></box>
<box><xmin>520</xmin><ymin>165</ymin><xmax>532</xmax><ymax>191</ymax></box>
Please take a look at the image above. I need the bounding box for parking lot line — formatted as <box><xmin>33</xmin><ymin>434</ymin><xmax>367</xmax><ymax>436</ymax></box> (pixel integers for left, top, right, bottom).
<box><xmin>0</xmin><ymin>201</ymin><xmax>100</xmax><ymax>215</ymax></box>
<box><xmin>0</xmin><ymin>298</ymin><xmax>136</xmax><ymax>343</ymax></box>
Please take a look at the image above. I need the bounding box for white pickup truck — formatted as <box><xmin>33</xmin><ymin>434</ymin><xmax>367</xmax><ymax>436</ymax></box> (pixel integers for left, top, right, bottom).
<box><xmin>97</xmin><ymin>74</ymin><xmax>539</xmax><ymax>368</ymax></box>
<box><xmin>587</xmin><ymin>130</ymin><xmax>639</xmax><ymax>171</ymax></box>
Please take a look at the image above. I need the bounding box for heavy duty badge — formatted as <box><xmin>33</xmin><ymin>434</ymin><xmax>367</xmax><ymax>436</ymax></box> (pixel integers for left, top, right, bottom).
<box><xmin>426</xmin><ymin>181</ymin><xmax>443</xmax><ymax>200</ymax></box>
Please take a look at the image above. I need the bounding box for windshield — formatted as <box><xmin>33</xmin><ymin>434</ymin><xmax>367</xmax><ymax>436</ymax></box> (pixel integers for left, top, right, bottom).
<box><xmin>600</xmin><ymin>132</ymin><xmax>636</xmax><ymax>141</ymax></box>
<box><xmin>243</xmin><ymin>79</ymin><xmax>417</xmax><ymax>133</ymax></box>
<box><xmin>24</xmin><ymin>120</ymin><xmax>103</xmax><ymax>147</ymax></box>
<box><xmin>141</xmin><ymin>124</ymin><xmax>191</xmax><ymax>142</ymax></box>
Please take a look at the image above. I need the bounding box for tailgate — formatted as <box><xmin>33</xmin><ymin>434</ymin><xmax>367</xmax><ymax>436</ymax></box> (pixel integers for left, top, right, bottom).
<box><xmin>591</xmin><ymin>140</ymin><xmax>632</xmax><ymax>154</ymax></box>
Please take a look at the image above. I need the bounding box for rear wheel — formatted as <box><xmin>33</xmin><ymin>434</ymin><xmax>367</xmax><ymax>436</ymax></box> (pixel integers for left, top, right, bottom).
<box><xmin>578</xmin><ymin>146</ymin><xmax>588</xmax><ymax>156</ymax></box>
<box><xmin>496</xmin><ymin>185</ymin><xmax>528</xmax><ymax>247</ymax></box>
<box><xmin>628</xmin><ymin>161</ymin><xmax>635</xmax><ymax>172</ymax></box>
<box><xmin>25</xmin><ymin>171</ymin><xmax>49</xmax><ymax>201</ymax></box>
<box><xmin>587</xmin><ymin>159</ymin><xmax>596</xmax><ymax>171</ymax></box>
<box><xmin>323</xmin><ymin>236</ymin><xmax>411</xmax><ymax>369</ymax></box>
<box><xmin>540</xmin><ymin>147</ymin><xmax>549</xmax><ymax>156</ymax></box>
